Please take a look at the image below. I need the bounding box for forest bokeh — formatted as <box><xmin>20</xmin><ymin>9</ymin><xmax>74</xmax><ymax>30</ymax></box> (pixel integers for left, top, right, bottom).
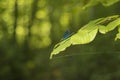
<box><xmin>0</xmin><ymin>0</ymin><xmax>120</xmax><ymax>80</ymax></box>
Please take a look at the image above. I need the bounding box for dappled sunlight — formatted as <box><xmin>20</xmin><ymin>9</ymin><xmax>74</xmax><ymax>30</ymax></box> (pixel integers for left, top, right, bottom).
<box><xmin>17</xmin><ymin>15</ymin><xmax>29</xmax><ymax>26</ymax></box>
<box><xmin>36</xmin><ymin>9</ymin><xmax>48</xmax><ymax>19</ymax></box>
<box><xmin>39</xmin><ymin>21</ymin><xmax>51</xmax><ymax>37</ymax></box>
<box><xmin>30</xmin><ymin>21</ymin><xmax>51</xmax><ymax>48</ymax></box>
<box><xmin>17</xmin><ymin>0</ymin><xmax>24</xmax><ymax>5</ymax></box>
<box><xmin>0</xmin><ymin>0</ymin><xmax>8</xmax><ymax>9</ymax></box>
<box><xmin>60</xmin><ymin>13</ymin><xmax>71</xmax><ymax>28</ymax></box>
<box><xmin>2</xmin><ymin>12</ymin><xmax>13</xmax><ymax>25</ymax></box>
<box><xmin>29</xmin><ymin>36</ymin><xmax>51</xmax><ymax>48</ymax></box>
<box><xmin>7</xmin><ymin>25</ymin><xmax>14</xmax><ymax>35</ymax></box>
<box><xmin>16</xmin><ymin>25</ymin><xmax>28</xmax><ymax>36</ymax></box>
<box><xmin>16</xmin><ymin>25</ymin><xmax>28</xmax><ymax>44</ymax></box>
<box><xmin>37</xmin><ymin>0</ymin><xmax>46</xmax><ymax>8</ymax></box>
<box><xmin>30</xmin><ymin>25</ymin><xmax>38</xmax><ymax>35</ymax></box>
<box><xmin>7</xmin><ymin>0</ymin><xmax>15</xmax><ymax>9</ymax></box>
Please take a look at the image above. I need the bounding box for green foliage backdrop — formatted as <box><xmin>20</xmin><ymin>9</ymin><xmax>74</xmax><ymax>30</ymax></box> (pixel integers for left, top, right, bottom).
<box><xmin>0</xmin><ymin>0</ymin><xmax>120</xmax><ymax>80</ymax></box>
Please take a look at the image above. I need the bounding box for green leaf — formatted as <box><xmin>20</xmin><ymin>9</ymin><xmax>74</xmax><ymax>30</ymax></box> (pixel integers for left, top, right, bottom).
<box><xmin>71</xmin><ymin>18</ymin><xmax>101</xmax><ymax>44</ymax></box>
<box><xmin>98</xmin><ymin>25</ymin><xmax>107</xmax><ymax>34</ymax></box>
<box><xmin>50</xmin><ymin>15</ymin><xmax>120</xmax><ymax>59</ymax></box>
<box><xmin>98</xmin><ymin>15</ymin><xmax>119</xmax><ymax>34</ymax></box>
<box><xmin>82</xmin><ymin>0</ymin><xmax>99</xmax><ymax>9</ymax></box>
<box><xmin>115</xmin><ymin>26</ymin><xmax>120</xmax><ymax>40</ymax></box>
<box><xmin>115</xmin><ymin>33</ymin><xmax>120</xmax><ymax>40</ymax></box>
<box><xmin>106</xmin><ymin>18</ymin><xmax>120</xmax><ymax>32</ymax></box>
<box><xmin>71</xmin><ymin>27</ymin><xmax>98</xmax><ymax>44</ymax></box>
<box><xmin>100</xmin><ymin>0</ymin><xmax>120</xmax><ymax>6</ymax></box>
<box><xmin>50</xmin><ymin>19</ymin><xmax>101</xmax><ymax>59</ymax></box>
<box><xmin>96</xmin><ymin>15</ymin><xmax>119</xmax><ymax>25</ymax></box>
<box><xmin>82</xmin><ymin>0</ymin><xmax>120</xmax><ymax>9</ymax></box>
<box><xmin>50</xmin><ymin>38</ymin><xmax>71</xmax><ymax>59</ymax></box>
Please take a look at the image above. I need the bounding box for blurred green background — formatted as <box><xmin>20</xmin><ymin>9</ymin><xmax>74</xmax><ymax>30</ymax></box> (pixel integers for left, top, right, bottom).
<box><xmin>0</xmin><ymin>0</ymin><xmax>120</xmax><ymax>80</ymax></box>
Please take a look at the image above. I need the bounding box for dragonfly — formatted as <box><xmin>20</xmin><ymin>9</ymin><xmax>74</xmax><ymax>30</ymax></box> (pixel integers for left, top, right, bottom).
<box><xmin>61</xmin><ymin>29</ymin><xmax>73</xmax><ymax>41</ymax></box>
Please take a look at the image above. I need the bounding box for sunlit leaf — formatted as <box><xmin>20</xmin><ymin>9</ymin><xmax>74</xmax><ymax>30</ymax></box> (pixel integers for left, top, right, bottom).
<box><xmin>96</xmin><ymin>15</ymin><xmax>119</xmax><ymax>25</ymax></box>
<box><xmin>50</xmin><ymin>38</ymin><xmax>71</xmax><ymax>59</ymax></box>
<box><xmin>50</xmin><ymin>15</ymin><xmax>120</xmax><ymax>59</ymax></box>
<box><xmin>106</xmin><ymin>18</ymin><xmax>120</xmax><ymax>32</ymax></box>
<box><xmin>100</xmin><ymin>0</ymin><xmax>120</xmax><ymax>6</ymax></box>
<box><xmin>71</xmin><ymin>28</ymin><xmax>98</xmax><ymax>45</ymax></box>
<box><xmin>50</xmin><ymin>19</ymin><xmax>101</xmax><ymax>59</ymax></box>
<box><xmin>70</xmin><ymin>18</ymin><xmax>104</xmax><ymax>45</ymax></box>
<box><xmin>98</xmin><ymin>25</ymin><xmax>107</xmax><ymax>34</ymax></box>
<box><xmin>115</xmin><ymin>33</ymin><xmax>120</xmax><ymax>40</ymax></box>
<box><xmin>82</xmin><ymin>0</ymin><xmax>99</xmax><ymax>9</ymax></box>
<box><xmin>98</xmin><ymin>15</ymin><xmax>119</xmax><ymax>34</ymax></box>
<box><xmin>79</xmin><ymin>18</ymin><xmax>103</xmax><ymax>31</ymax></box>
<box><xmin>115</xmin><ymin>26</ymin><xmax>120</xmax><ymax>40</ymax></box>
<box><xmin>71</xmin><ymin>18</ymin><xmax>100</xmax><ymax>44</ymax></box>
<box><xmin>82</xmin><ymin>0</ymin><xmax>120</xmax><ymax>9</ymax></box>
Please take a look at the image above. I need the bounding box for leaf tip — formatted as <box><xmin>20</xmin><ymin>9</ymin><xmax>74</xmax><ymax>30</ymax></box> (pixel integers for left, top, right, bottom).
<box><xmin>50</xmin><ymin>53</ymin><xmax>54</xmax><ymax>59</ymax></box>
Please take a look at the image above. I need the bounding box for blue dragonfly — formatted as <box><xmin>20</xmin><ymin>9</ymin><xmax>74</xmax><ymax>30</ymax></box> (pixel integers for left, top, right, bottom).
<box><xmin>54</xmin><ymin>29</ymin><xmax>74</xmax><ymax>49</ymax></box>
<box><xmin>61</xmin><ymin>29</ymin><xmax>73</xmax><ymax>41</ymax></box>
<box><xmin>54</xmin><ymin>29</ymin><xmax>72</xmax><ymax>49</ymax></box>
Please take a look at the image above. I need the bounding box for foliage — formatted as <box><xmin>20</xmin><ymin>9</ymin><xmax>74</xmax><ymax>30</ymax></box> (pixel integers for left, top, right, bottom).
<box><xmin>0</xmin><ymin>0</ymin><xmax>120</xmax><ymax>80</ymax></box>
<box><xmin>50</xmin><ymin>15</ymin><xmax>120</xmax><ymax>59</ymax></box>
